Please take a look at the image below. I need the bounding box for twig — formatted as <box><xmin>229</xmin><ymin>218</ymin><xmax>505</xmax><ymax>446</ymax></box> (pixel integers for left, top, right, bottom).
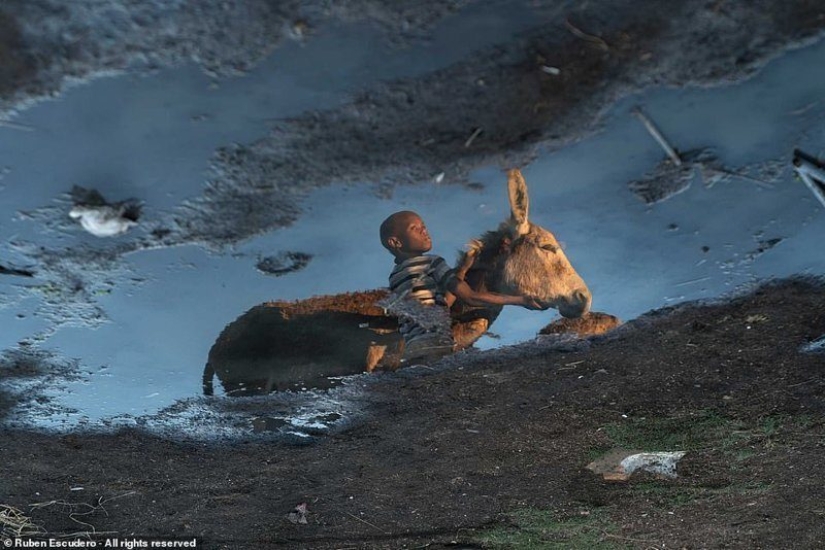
<box><xmin>28</xmin><ymin>493</ymin><xmax>135</xmax><ymax>537</ymax></box>
<box><xmin>704</xmin><ymin>167</ymin><xmax>775</xmax><ymax>189</ymax></box>
<box><xmin>793</xmin><ymin>155</ymin><xmax>825</xmax><ymax>208</ymax></box>
<box><xmin>403</xmin><ymin>364</ymin><xmax>435</xmax><ymax>371</ymax></box>
<box><xmin>1</xmin><ymin>504</ymin><xmax>45</xmax><ymax>537</ymax></box>
<box><xmin>675</xmin><ymin>276</ymin><xmax>711</xmax><ymax>287</ymax></box>
<box><xmin>341</xmin><ymin>510</ymin><xmax>388</xmax><ymax>534</ymax></box>
<box><xmin>29</xmin><ymin>500</ymin><xmax>99</xmax><ymax>533</ymax></box>
<box><xmin>787</xmin><ymin>378</ymin><xmax>817</xmax><ymax>388</ymax></box>
<box><xmin>601</xmin><ymin>531</ymin><xmax>658</xmax><ymax>544</ymax></box>
<box><xmin>789</xmin><ymin>100</ymin><xmax>820</xmax><ymax>116</ymax></box>
<box><xmin>464</xmin><ymin>127</ymin><xmax>483</xmax><ymax>148</ymax></box>
<box><xmin>733</xmin><ymin>172</ymin><xmax>774</xmax><ymax>189</ymax></box>
<box><xmin>98</xmin><ymin>491</ymin><xmax>137</xmax><ymax>503</ymax></box>
<box><xmin>0</xmin><ymin>119</ymin><xmax>34</xmax><ymax>131</ymax></box>
<box><xmin>0</xmin><ymin>265</ymin><xmax>35</xmax><ymax>277</ymax></box>
<box><xmin>565</xmin><ymin>18</ymin><xmax>609</xmax><ymax>51</ymax></box>
<box><xmin>631</xmin><ymin>106</ymin><xmax>682</xmax><ymax>166</ymax></box>
<box><xmin>55</xmin><ymin>530</ymin><xmax>118</xmax><ymax>539</ymax></box>
<box><xmin>558</xmin><ymin>360</ymin><xmax>585</xmax><ymax>371</ymax></box>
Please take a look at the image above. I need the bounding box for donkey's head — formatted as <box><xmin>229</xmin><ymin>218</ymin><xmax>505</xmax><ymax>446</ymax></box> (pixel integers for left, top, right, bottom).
<box><xmin>488</xmin><ymin>169</ymin><xmax>591</xmax><ymax>318</ymax></box>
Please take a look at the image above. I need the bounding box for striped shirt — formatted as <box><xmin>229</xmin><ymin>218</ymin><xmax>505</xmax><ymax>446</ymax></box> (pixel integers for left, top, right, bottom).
<box><xmin>388</xmin><ymin>254</ymin><xmax>457</xmax><ymax>345</ymax></box>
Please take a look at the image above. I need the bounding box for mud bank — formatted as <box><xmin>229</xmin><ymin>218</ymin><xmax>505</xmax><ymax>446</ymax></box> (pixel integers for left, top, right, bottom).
<box><xmin>0</xmin><ymin>0</ymin><xmax>478</xmax><ymax>116</ymax></box>
<box><xmin>2</xmin><ymin>277</ymin><xmax>825</xmax><ymax>548</ymax></box>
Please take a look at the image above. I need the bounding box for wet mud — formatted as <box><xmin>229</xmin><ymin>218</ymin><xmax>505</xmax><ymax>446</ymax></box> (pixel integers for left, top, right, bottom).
<box><xmin>255</xmin><ymin>251</ymin><xmax>312</xmax><ymax>276</ymax></box>
<box><xmin>2</xmin><ymin>277</ymin><xmax>825</xmax><ymax>548</ymax></box>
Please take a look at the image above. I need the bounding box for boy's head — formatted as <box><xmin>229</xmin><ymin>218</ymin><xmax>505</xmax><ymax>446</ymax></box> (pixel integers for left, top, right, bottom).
<box><xmin>380</xmin><ymin>210</ymin><xmax>432</xmax><ymax>258</ymax></box>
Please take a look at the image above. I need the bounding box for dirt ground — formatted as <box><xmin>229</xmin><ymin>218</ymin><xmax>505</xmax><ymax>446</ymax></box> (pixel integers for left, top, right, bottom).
<box><xmin>2</xmin><ymin>276</ymin><xmax>825</xmax><ymax>549</ymax></box>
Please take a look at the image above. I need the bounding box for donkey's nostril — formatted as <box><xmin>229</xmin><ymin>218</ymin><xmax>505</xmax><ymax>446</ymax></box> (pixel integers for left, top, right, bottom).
<box><xmin>574</xmin><ymin>288</ymin><xmax>592</xmax><ymax>316</ymax></box>
<box><xmin>559</xmin><ymin>288</ymin><xmax>592</xmax><ymax>318</ymax></box>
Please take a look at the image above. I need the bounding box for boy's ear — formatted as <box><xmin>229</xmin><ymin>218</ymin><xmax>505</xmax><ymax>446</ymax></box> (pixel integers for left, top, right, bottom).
<box><xmin>386</xmin><ymin>236</ymin><xmax>402</xmax><ymax>250</ymax></box>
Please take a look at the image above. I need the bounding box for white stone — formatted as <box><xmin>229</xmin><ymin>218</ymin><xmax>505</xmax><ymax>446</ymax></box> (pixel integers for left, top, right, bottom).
<box><xmin>69</xmin><ymin>204</ymin><xmax>137</xmax><ymax>237</ymax></box>
<box><xmin>620</xmin><ymin>451</ymin><xmax>687</xmax><ymax>478</ymax></box>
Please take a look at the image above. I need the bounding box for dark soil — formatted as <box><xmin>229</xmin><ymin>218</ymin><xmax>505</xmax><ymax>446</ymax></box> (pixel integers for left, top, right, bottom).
<box><xmin>2</xmin><ymin>277</ymin><xmax>824</xmax><ymax>549</ymax></box>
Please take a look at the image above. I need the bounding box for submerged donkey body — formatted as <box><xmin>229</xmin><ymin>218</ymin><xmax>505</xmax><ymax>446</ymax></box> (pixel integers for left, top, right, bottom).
<box><xmin>204</xmin><ymin>169</ymin><xmax>590</xmax><ymax>396</ymax></box>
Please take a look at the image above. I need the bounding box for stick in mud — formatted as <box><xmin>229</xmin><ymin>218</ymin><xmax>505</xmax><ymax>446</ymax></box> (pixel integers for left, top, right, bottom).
<box><xmin>565</xmin><ymin>18</ymin><xmax>610</xmax><ymax>51</ymax></box>
<box><xmin>632</xmin><ymin>106</ymin><xmax>682</xmax><ymax>166</ymax></box>
<box><xmin>792</xmin><ymin>149</ymin><xmax>825</xmax><ymax>209</ymax></box>
<box><xmin>0</xmin><ymin>265</ymin><xmax>35</xmax><ymax>277</ymax></box>
<box><xmin>464</xmin><ymin>127</ymin><xmax>483</xmax><ymax>148</ymax></box>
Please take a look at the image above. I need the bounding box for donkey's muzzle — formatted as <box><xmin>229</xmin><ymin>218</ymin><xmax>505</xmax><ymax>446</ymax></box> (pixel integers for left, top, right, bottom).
<box><xmin>558</xmin><ymin>288</ymin><xmax>592</xmax><ymax>319</ymax></box>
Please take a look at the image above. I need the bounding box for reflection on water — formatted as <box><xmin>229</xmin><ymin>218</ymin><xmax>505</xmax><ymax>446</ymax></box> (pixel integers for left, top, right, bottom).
<box><xmin>5</xmin><ymin>35</ymin><xmax>825</xmax><ymax>433</ymax></box>
<box><xmin>203</xmin><ymin>290</ymin><xmax>399</xmax><ymax>397</ymax></box>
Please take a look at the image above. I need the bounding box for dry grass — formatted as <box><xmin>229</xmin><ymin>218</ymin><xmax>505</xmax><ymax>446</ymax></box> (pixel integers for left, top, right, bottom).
<box><xmin>0</xmin><ymin>504</ymin><xmax>44</xmax><ymax>538</ymax></box>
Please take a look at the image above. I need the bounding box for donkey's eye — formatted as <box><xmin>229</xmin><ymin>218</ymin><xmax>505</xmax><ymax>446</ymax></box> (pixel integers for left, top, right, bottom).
<box><xmin>540</xmin><ymin>244</ymin><xmax>558</xmax><ymax>253</ymax></box>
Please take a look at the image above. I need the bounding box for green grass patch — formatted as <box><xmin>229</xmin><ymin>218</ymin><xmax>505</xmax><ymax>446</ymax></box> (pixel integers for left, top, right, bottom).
<box><xmin>626</xmin><ymin>479</ymin><xmax>771</xmax><ymax>508</ymax></box>
<box><xmin>475</xmin><ymin>508</ymin><xmax>629</xmax><ymax>550</ymax></box>
<box><xmin>600</xmin><ymin>410</ymin><xmax>745</xmax><ymax>453</ymax></box>
<box><xmin>734</xmin><ymin>448</ymin><xmax>755</xmax><ymax>462</ymax></box>
<box><xmin>594</xmin><ymin>411</ymin><xmax>821</xmax><ymax>470</ymax></box>
<box><xmin>793</xmin><ymin>414</ymin><xmax>814</xmax><ymax>430</ymax></box>
<box><xmin>760</xmin><ymin>416</ymin><xmax>782</xmax><ymax>438</ymax></box>
<box><xmin>628</xmin><ymin>482</ymin><xmax>699</xmax><ymax>507</ymax></box>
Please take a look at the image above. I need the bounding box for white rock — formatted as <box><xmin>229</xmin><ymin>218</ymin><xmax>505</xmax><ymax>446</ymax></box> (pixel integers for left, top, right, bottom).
<box><xmin>69</xmin><ymin>204</ymin><xmax>137</xmax><ymax>237</ymax></box>
<box><xmin>587</xmin><ymin>448</ymin><xmax>687</xmax><ymax>481</ymax></box>
<box><xmin>620</xmin><ymin>451</ymin><xmax>687</xmax><ymax>478</ymax></box>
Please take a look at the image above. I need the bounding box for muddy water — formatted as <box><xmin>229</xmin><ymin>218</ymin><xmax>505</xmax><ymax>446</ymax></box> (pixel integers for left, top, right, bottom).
<box><xmin>0</xmin><ymin>3</ymin><xmax>551</xmax><ymax>433</ymax></box>
<box><xmin>1</xmin><ymin>17</ymin><xmax>824</xmax><ymax>434</ymax></box>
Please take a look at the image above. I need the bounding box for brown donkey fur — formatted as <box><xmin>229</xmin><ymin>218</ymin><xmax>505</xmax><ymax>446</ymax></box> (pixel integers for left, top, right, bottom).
<box><xmin>205</xmin><ymin>169</ymin><xmax>593</xmax><ymax>395</ymax></box>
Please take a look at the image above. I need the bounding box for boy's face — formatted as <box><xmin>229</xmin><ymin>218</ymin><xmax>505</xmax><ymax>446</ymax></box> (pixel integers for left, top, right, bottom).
<box><xmin>388</xmin><ymin>213</ymin><xmax>432</xmax><ymax>256</ymax></box>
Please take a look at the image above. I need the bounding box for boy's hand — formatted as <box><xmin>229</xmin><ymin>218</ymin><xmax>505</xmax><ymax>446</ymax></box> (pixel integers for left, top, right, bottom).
<box><xmin>520</xmin><ymin>295</ymin><xmax>547</xmax><ymax>310</ymax></box>
<box><xmin>456</xmin><ymin>239</ymin><xmax>482</xmax><ymax>280</ymax></box>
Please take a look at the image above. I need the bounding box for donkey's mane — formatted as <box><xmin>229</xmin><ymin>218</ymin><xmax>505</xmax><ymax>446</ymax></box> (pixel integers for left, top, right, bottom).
<box><xmin>447</xmin><ymin>224</ymin><xmax>519</xmax><ymax>331</ymax></box>
<box><xmin>456</xmin><ymin>224</ymin><xmax>514</xmax><ymax>292</ymax></box>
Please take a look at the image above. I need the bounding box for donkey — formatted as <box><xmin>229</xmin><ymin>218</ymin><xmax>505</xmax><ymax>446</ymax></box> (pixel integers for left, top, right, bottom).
<box><xmin>449</xmin><ymin>168</ymin><xmax>591</xmax><ymax>349</ymax></box>
<box><xmin>203</xmin><ymin>169</ymin><xmax>591</xmax><ymax>396</ymax></box>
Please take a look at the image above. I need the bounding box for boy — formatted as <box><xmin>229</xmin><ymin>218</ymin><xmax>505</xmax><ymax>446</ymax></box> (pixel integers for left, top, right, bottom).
<box><xmin>379</xmin><ymin>210</ymin><xmax>544</xmax><ymax>364</ymax></box>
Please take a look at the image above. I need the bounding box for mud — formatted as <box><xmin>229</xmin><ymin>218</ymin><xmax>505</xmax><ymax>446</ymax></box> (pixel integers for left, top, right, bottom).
<box><xmin>2</xmin><ymin>277</ymin><xmax>825</xmax><ymax>548</ymax></box>
<box><xmin>0</xmin><ymin>347</ymin><xmax>82</xmax><ymax>422</ymax></box>
<box><xmin>627</xmin><ymin>147</ymin><xmax>786</xmax><ymax>204</ymax></box>
<box><xmin>255</xmin><ymin>252</ymin><xmax>313</xmax><ymax>276</ymax></box>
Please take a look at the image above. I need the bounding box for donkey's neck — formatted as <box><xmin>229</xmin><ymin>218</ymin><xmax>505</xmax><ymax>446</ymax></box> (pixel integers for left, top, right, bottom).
<box><xmin>450</xmin><ymin>230</ymin><xmax>508</xmax><ymax>324</ymax></box>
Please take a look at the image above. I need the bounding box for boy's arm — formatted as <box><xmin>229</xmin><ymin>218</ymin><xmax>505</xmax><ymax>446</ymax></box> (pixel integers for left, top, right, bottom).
<box><xmin>454</xmin><ymin>240</ymin><xmax>481</xmax><ymax>280</ymax></box>
<box><xmin>447</xmin><ymin>278</ymin><xmax>546</xmax><ymax>310</ymax></box>
<box><xmin>443</xmin><ymin>242</ymin><xmax>481</xmax><ymax>308</ymax></box>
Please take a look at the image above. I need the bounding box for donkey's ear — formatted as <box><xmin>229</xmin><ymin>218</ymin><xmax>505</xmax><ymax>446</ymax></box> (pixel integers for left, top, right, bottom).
<box><xmin>507</xmin><ymin>168</ymin><xmax>530</xmax><ymax>235</ymax></box>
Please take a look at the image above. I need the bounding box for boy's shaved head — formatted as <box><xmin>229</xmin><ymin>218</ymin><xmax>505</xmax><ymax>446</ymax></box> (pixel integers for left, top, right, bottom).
<box><xmin>380</xmin><ymin>211</ymin><xmax>419</xmax><ymax>250</ymax></box>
